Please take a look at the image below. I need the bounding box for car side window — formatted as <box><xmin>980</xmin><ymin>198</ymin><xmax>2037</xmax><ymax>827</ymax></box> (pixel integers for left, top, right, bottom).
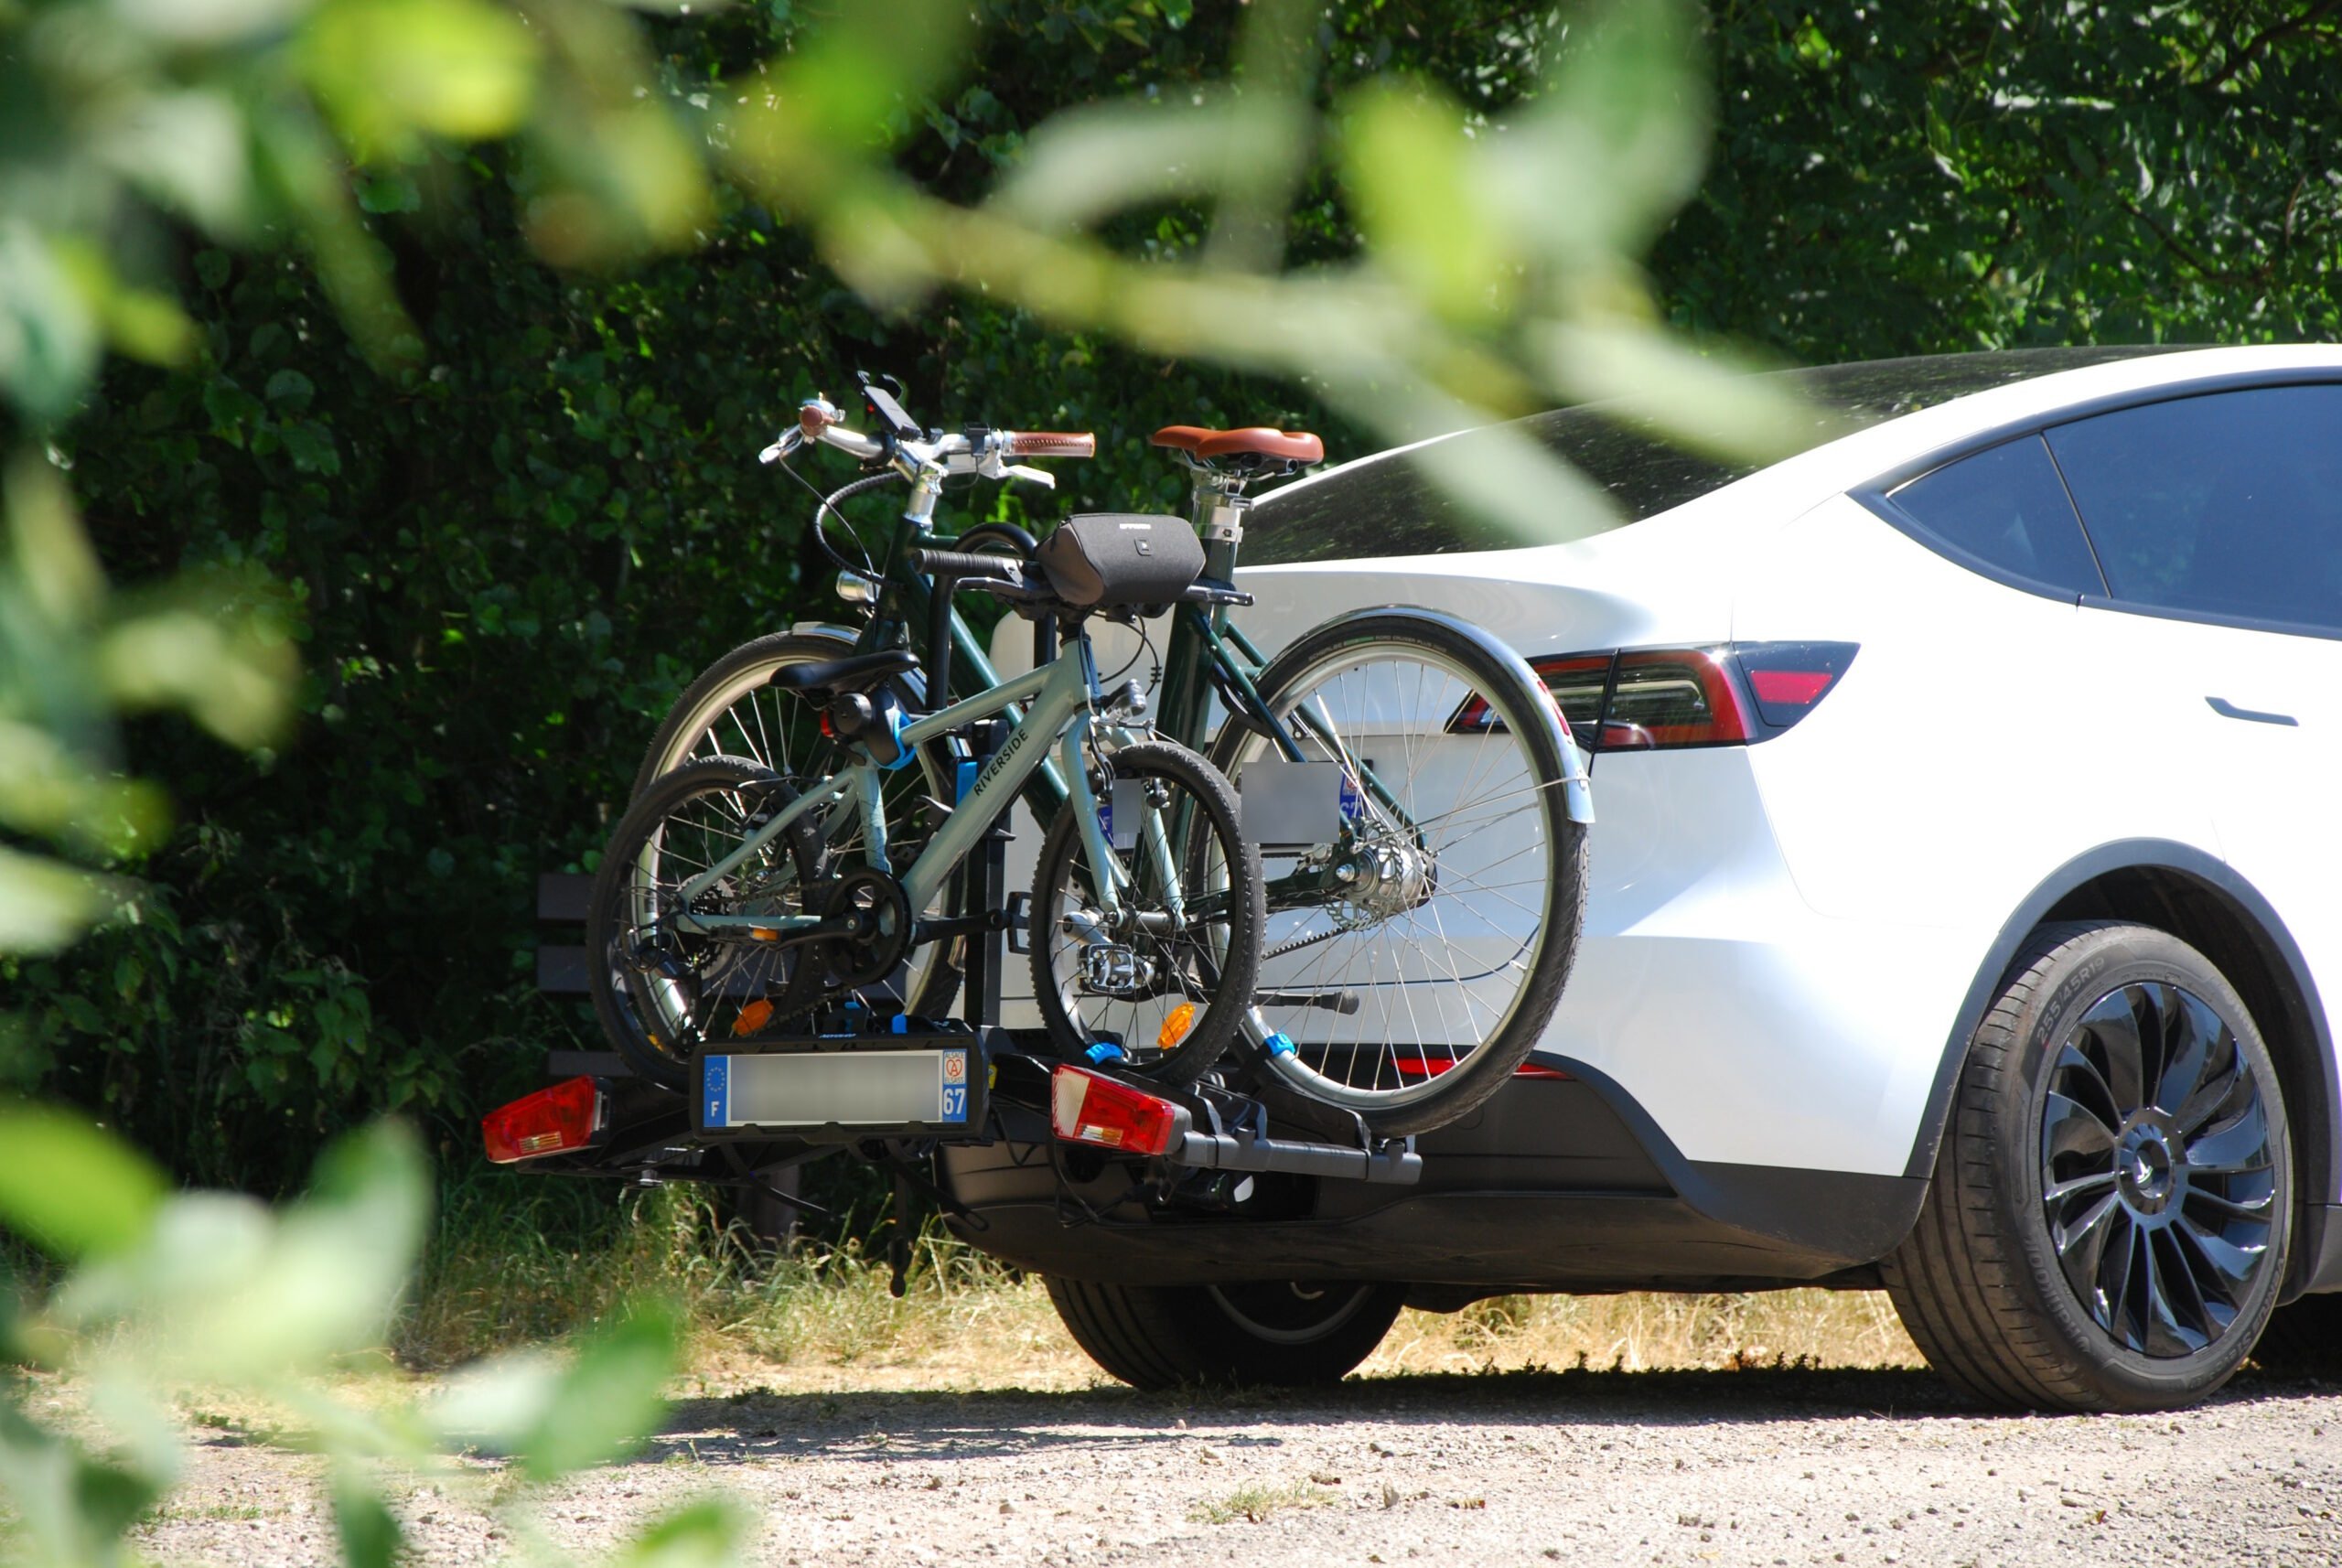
<box><xmin>2044</xmin><ymin>384</ymin><xmax>2342</xmax><ymax>631</ymax></box>
<box><xmin>1885</xmin><ymin>435</ymin><xmax>2105</xmax><ymax>596</ymax></box>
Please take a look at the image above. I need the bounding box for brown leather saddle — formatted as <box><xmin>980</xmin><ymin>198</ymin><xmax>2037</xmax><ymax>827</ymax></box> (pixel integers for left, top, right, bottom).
<box><xmin>1151</xmin><ymin>424</ymin><xmax>1325</xmax><ymax>466</ymax></box>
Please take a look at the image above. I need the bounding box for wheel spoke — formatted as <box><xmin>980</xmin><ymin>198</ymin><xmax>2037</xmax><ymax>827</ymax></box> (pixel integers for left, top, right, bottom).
<box><xmin>2184</xmin><ymin>1105</ymin><xmax>2271</xmax><ymax>1174</ymax></box>
<box><xmin>2153</xmin><ymin>989</ymin><xmax>2220</xmax><ymax>1116</ymax></box>
<box><xmin>2047</xmin><ymin>1040</ymin><xmax>2122</xmax><ymax>1131</ymax></box>
<box><xmin>2179</xmin><ymin>1183</ymin><xmax>2274</xmax><ymax>1222</ymax></box>
<box><xmin>2053</xmin><ymin>1186</ymin><xmax>2120</xmax><ymax>1265</ymax></box>
<box><xmin>2173</xmin><ymin>1210</ymin><xmax>2263</xmax><ymax>1286</ymax></box>
<box><xmin>2044</xmin><ymin>1169</ymin><xmax>2118</xmax><ymax>1204</ymax></box>
<box><xmin>2041</xmin><ymin>1090</ymin><xmax>2118</xmax><ymax>1163</ymax></box>
<box><xmin>2081</xmin><ymin>994</ymin><xmax>2149</xmax><ymax>1113</ymax></box>
<box><xmin>2099</xmin><ymin>1213</ymin><xmax>2141</xmax><ymax>1347</ymax></box>
<box><xmin>2170</xmin><ymin>1053</ymin><xmax>2248</xmax><ymax>1137</ymax></box>
<box><xmin>2142</xmin><ymin>1232</ymin><xmax>2210</xmax><ymax>1356</ymax></box>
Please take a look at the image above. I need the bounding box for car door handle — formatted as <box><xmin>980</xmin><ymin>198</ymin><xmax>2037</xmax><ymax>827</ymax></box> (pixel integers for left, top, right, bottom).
<box><xmin>2207</xmin><ymin>696</ymin><xmax>2299</xmax><ymax>726</ymax></box>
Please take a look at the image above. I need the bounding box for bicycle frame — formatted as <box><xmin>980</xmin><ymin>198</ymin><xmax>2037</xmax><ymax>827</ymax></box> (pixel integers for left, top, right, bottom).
<box><xmin>873</xmin><ymin>520</ymin><xmax>1337</xmax><ymax>806</ymax></box>
<box><xmin>671</xmin><ymin>633</ymin><xmax>1155</xmax><ymax>939</ymax></box>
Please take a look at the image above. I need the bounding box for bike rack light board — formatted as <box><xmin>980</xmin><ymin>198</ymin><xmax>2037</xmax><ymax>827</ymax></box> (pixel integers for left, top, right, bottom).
<box><xmin>699</xmin><ymin>1022</ymin><xmax>988</xmax><ymax>1142</ymax></box>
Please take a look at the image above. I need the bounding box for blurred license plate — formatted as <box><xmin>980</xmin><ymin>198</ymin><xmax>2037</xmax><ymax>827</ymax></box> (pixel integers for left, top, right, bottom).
<box><xmin>700</xmin><ymin>1045</ymin><xmax>978</xmax><ymax>1140</ymax></box>
<box><xmin>1240</xmin><ymin>758</ymin><xmax>1343</xmax><ymax>847</ymax></box>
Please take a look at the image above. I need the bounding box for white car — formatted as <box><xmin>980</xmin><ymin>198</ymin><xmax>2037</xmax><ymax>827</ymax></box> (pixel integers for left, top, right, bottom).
<box><xmin>944</xmin><ymin>343</ymin><xmax>2342</xmax><ymax>1411</ymax></box>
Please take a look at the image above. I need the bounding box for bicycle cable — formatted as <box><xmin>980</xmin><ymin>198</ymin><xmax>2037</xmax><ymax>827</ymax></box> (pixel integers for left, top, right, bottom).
<box><xmin>776</xmin><ymin>461</ymin><xmax>896</xmax><ymax>575</ymax></box>
<box><xmin>1101</xmin><ymin>617</ymin><xmax>1157</xmax><ymax>694</ymax></box>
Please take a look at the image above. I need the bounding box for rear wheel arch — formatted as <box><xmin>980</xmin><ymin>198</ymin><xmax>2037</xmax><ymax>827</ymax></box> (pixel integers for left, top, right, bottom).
<box><xmin>1907</xmin><ymin>841</ymin><xmax>2337</xmax><ymax>1294</ymax></box>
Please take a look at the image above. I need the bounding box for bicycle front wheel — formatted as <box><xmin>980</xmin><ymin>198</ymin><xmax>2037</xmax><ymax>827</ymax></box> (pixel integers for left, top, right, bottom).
<box><xmin>1209</xmin><ymin>611</ymin><xmax>1587</xmax><ymax>1136</ymax></box>
<box><xmin>1030</xmin><ymin>740</ymin><xmax>1263</xmax><ymax>1090</ymax></box>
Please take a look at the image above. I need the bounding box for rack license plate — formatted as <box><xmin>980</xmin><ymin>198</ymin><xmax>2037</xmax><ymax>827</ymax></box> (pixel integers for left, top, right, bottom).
<box><xmin>699</xmin><ymin>1044</ymin><xmax>980</xmax><ymax>1141</ymax></box>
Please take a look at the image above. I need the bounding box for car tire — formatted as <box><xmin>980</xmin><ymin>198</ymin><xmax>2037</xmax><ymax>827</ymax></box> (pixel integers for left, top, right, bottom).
<box><xmin>1043</xmin><ymin>1276</ymin><xmax>1404</xmax><ymax>1390</ymax></box>
<box><xmin>1883</xmin><ymin>919</ymin><xmax>2293</xmax><ymax>1412</ymax></box>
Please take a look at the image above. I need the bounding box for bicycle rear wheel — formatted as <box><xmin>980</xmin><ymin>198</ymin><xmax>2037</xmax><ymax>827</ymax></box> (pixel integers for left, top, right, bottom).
<box><xmin>1209</xmin><ymin>611</ymin><xmax>1586</xmax><ymax>1136</ymax></box>
<box><xmin>586</xmin><ymin>757</ymin><xmax>824</xmax><ymax>1089</ymax></box>
<box><xmin>632</xmin><ymin>630</ymin><xmax>962</xmax><ymax>1018</ymax></box>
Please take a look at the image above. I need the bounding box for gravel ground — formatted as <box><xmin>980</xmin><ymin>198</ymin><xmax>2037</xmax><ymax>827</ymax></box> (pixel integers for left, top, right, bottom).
<box><xmin>133</xmin><ymin>1367</ymin><xmax>2342</xmax><ymax>1566</ymax></box>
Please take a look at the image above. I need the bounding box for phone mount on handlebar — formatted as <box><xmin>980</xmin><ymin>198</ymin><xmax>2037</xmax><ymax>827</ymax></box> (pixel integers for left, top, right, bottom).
<box><xmin>855</xmin><ymin>370</ymin><xmax>924</xmax><ymax>443</ymax></box>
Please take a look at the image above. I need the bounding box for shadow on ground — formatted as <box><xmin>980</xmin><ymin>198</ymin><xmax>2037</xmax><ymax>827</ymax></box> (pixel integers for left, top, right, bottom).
<box><xmin>637</xmin><ymin>1363</ymin><xmax>2338</xmax><ymax>1467</ymax></box>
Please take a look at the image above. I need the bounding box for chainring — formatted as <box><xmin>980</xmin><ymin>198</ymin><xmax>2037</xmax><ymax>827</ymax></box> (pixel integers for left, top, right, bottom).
<box><xmin>818</xmin><ymin>865</ymin><xmax>916</xmax><ymax>989</ymax></box>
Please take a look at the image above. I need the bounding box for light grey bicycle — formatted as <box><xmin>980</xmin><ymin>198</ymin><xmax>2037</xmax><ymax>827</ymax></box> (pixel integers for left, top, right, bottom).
<box><xmin>586</xmin><ymin>425</ymin><xmax>1266</xmax><ymax>1091</ymax></box>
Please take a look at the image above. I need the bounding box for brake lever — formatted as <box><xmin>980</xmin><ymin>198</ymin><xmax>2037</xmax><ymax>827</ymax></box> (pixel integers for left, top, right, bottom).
<box><xmin>969</xmin><ymin>442</ymin><xmax>1057</xmax><ymax>489</ymax></box>
<box><xmin>758</xmin><ymin>427</ymin><xmax>805</xmax><ymax>466</ymax></box>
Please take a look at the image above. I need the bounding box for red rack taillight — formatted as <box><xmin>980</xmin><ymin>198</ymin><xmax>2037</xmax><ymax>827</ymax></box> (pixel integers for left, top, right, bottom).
<box><xmin>1050</xmin><ymin>1065</ymin><xmax>1184</xmax><ymax>1155</ymax></box>
<box><xmin>482</xmin><ymin>1077</ymin><xmax>602</xmax><ymax>1165</ymax></box>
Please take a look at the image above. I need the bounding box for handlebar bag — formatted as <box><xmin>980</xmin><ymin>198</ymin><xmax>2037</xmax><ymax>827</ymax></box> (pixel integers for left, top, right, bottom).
<box><xmin>1036</xmin><ymin>513</ymin><xmax>1205</xmax><ymax>610</ymax></box>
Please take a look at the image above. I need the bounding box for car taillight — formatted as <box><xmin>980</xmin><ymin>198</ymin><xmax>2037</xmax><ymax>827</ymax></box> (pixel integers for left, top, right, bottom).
<box><xmin>1449</xmin><ymin>642</ymin><xmax>1857</xmax><ymax>748</ymax></box>
<box><xmin>1050</xmin><ymin>1065</ymin><xmax>1184</xmax><ymax>1155</ymax></box>
<box><xmin>1604</xmin><ymin>650</ymin><xmax>1751</xmax><ymax>747</ymax></box>
<box><xmin>481</xmin><ymin>1077</ymin><xmax>602</xmax><ymax>1164</ymax></box>
<box><xmin>1736</xmin><ymin>642</ymin><xmax>1860</xmax><ymax>729</ymax></box>
<box><xmin>1450</xmin><ymin>652</ymin><xmax>1607</xmax><ymax>736</ymax></box>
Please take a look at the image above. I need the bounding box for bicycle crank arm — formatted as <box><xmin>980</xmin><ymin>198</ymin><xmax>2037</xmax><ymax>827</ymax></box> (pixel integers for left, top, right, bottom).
<box><xmin>1058</xmin><ymin>908</ymin><xmax>1185</xmax><ymax>942</ymax></box>
<box><xmin>677</xmin><ymin>914</ymin><xmax>850</xmax><ymax>950</ymax></box>
<box><xmin>915</xmin><ymin>908</ymin><xmax>1015</xmax><ymax>943</ymax></box>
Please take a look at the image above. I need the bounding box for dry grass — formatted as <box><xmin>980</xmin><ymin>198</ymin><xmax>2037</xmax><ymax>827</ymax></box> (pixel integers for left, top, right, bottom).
<box><xmin>397</xmin><ymin>1177</ymin><xmax>1921</xmax><ymax>1391</ymax></box>
<box><xmin>1367</xmin><ymin>1288</ymin><xmax>1922</xmax><ymax>1377</ymax></box>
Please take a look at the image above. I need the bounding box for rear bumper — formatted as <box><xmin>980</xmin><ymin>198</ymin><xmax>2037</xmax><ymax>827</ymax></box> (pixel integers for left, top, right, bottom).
<box><xmin>937</xmin><ymin>1067</ymin><xmax>1925</xmax><ymax>1291</ymax></box>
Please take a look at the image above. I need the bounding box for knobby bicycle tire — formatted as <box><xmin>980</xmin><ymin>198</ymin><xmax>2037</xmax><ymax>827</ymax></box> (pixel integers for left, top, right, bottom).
<box><xmin>1029</xmin><ymin>739</ymin><xmax>1263</xmax><ymax>1090</ymax></box>
<box><xmin>587</xmin><ymin>757</ymin><xmax>824</xmax><ymax>1090</ymax></box>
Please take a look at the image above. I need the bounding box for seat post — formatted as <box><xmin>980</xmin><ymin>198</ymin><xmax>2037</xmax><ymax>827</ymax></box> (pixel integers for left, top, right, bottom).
<box><xmin>1184</xmin><ymin>459</ymin><xmax>1252</xmax><ymax>584</ymax></box>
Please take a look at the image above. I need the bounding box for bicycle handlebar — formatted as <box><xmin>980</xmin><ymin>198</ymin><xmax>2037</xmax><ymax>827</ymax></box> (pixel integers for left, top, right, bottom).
<box><xmin>1004</xmin><ymin>431</ymin><xmax>1096</xmax><ymax>458</ymax></box>
<box><xmin>905</xmin><ymin>547</ymin><xmax>1043</xmax><ymax>604</ymax></box>
<box><xmin>765</xmin><ymin>390</ymin><xmax>1093</xmax><ymax>478</ymax></box>
<box><xmin>907</xmin><ymin>548</ymin><xmax>1020</xmax><ymax>580</ymax></box>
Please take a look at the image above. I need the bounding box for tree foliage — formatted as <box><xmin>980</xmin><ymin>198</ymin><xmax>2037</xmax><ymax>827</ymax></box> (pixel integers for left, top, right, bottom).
<box><xmin>6</xmin><ymin>0</ymin><xmax>2337</xmax><ymax>1191</ymax></box>
<box><xmin>1660</xmin><ymin>2</ymin><xmax>2342</xmax><ymax>355</ymax></box>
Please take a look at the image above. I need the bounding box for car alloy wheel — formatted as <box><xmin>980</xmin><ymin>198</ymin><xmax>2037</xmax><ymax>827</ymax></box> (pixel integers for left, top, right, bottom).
<box><xmin>2037</xmin><ymin>980</ymin><xmax>2281</xmax><ymax>1358</ymax></box>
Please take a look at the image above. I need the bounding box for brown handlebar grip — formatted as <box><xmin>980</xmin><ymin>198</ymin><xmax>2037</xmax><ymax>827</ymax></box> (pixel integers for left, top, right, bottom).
<box><xmin>1005</xmin><ymin>431</ymin><xmax>1096</xmax><ymax>458</ymax></box>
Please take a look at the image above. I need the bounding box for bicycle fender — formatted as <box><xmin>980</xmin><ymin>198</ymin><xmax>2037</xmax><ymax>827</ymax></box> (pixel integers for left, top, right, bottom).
<box><xmin>1283</xmin><ymin>603</ymin><xmax>1594</xmax><ymax>826</ymax></box>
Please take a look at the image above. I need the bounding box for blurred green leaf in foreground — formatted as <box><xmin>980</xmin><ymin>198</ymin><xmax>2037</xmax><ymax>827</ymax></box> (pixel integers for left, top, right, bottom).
<box><xmin>0</xmin><ymin>2</ymin><xmax>730</xmax><ymax>1562</ymax></box>
<box><xmin>0</xmin><ymin>1114</ymin><xmax>733</xmax><ymax>1568</ymax></box>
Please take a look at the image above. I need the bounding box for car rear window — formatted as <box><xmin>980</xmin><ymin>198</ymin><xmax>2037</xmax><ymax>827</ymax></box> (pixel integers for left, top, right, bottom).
<box><xmin>1885</xmin><ymin>435</ymin><xmax>2105</xmax><ymax>596</ymax></box>
<box><xmin>2045</xmin><ymin>384</ymin><xmax>2342</xmax><ymax>631</ymax></box>
<box><xmin>1244</xmin><ymin>346</ymin><xmax>2179</xmax><ymax>566</ymax></box>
